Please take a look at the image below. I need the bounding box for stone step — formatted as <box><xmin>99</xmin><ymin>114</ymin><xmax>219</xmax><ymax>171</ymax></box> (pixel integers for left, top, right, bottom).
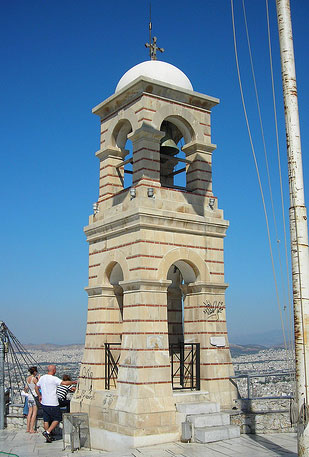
<box><xmin>188</xmin><ymin>411</ymin><xmax>230</xmax><ymax>428</ymax></box>
<box><xmin>194</xmin><ymin>424</ymin><xmax>240</xmax><ymax>443</ymax></box>
<box><xmin>176</xmin><ymin>401</ymin><xmax>220</xmax><ymax>415</ymax></box>
<box><xmin>173</xmin><ymin>391</ymin><xmax>210</xmax><ymax>404</ymax></box>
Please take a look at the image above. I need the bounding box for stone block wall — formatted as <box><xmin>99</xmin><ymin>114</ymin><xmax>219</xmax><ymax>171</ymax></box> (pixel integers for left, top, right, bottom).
<box><xmin>6</xmin><ymin>404</ymin><xmax>61</xmax><ymax>434</ymax></box>
<box><xmin>230</xmin><ymin>398</ymin><xmax>296</xmax><ymax>434</ymax></box>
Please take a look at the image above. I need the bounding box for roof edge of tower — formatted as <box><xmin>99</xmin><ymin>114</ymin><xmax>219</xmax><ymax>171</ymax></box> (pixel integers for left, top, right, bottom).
<box><xmin>93</xmin><ymin>76</ymin><xmax>219</xmax><ymax>121</ymax></box>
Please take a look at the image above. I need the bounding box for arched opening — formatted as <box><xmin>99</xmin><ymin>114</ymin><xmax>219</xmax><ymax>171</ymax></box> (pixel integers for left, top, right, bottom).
<box><xmin>159</xmin><ymin>117</ymin><xmax>194</xmax><ymax>189</ymax></box>
<box><xmin>105</xmin><ymin>262</ymin><xmax>124</xmax><ymax>389</ymax></box>
<box><xmin>167</xmin><ymin>260</ymin><xmax>199</xmax><ymax>389</ymax></box>
<box><xmin>112</xmin><ymin>120</ymin><xmax>133</xmax><ymax>190</ymax></box>
<box><xmin>160</xmin><ymin>120</ymin><xmax>185</xmax><ymax>188</ymax></box>
<box><xmin>123</xmin><ymin>139</ymin><xmax>133</xmax><ymax>189</ymax></box>
<box><xmin>166</xmin><ymin>260</ymin><xmax>197</xmax><ymax>347</ymax></box>
<box><xmin>167</xmin><ymin>264</ymin><xmax>184</xmax><ymax>346</ymax></box>
<box><xmin>108</xmin><ymin>262</ymin><xmax>124</xmax><ymax>325</ymax></box>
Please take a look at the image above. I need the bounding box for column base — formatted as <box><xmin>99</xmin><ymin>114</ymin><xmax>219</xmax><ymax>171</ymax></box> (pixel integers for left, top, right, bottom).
<box><xmin>90</xmin><ymin>427</ymin><xmax>180</xmax><ymax>451</ymax></box>
<box><xmin>71</xmin><ymin>390</ymin><xmax>180</xmax><ymax>451</ymax></box>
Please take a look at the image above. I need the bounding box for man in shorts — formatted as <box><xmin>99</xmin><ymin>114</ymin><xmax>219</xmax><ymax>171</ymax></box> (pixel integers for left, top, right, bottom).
<box><xmin>35</xmin><ymin>364</ymin><xmax>76</xmax><ymax>443</ymax></box>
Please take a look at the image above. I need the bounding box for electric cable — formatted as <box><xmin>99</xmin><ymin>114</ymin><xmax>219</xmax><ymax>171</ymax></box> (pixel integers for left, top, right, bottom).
<box><xmin>242</xmin><ymin>1</ymin><xmax>290</xmax><ymax>357</ymax></box>
<box><xmin>230</xmin><ymin>0</ymin><xmax>288</xmax><ymax>354</ymax></box>
<box><xmin>6</xmin><ymin>335</ymin><xmax>22</xmax><ymax>403</ymax></box>
<box><xmin>7</xmin><ymin>329</ymin><xmax>43</xmax><ymax>372</ymax></box>
<box><xmin>2</xmin><ymin>326</ymin><xmax>42</xmax><ymax>404</ymax></box>
<box><xmin>241</xmin><ymin>0</ymin><xmax>292</xmax><ymax>371</ymax></box>
<box><xmin>265</xmin><ymin>0</ymin><xmax>295</xmax><ymax>364</ymax></box>
<box><xmin>7</xmin><ymin>335</ymin><xmax>25</xmax><ymax>403</ymax></box>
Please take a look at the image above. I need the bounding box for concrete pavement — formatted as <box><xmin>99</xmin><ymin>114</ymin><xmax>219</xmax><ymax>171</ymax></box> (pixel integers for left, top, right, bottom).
<box><xmin>0</xmin><ymin>430</ymin><xmax>297</xmax><ymax>457</ymax></box>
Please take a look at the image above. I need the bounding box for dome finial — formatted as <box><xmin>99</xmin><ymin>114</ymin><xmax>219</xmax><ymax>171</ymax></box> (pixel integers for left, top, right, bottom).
<box><xmin>145</xmin><ymin>3</ymin><xmax>164</xmax><ymax>60</ymax></box>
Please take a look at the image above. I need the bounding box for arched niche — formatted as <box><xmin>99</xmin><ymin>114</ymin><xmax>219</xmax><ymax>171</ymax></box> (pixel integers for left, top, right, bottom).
<box><xmin>97</xmin><ymin>251</ymin><xmax>129</xmax><ymax>286</ymax></box>
<box><xmin>111</xmin><ymin>120</ymin><xmax>133</xmax><ymax>189</ymax></box>
<box><xmin>157</xmin><ymin>248</ymin><xmax>208</xmax><ymax>284</ymax></box>
<box><xmin>164</xmin><ymin>115</ymin><xmax>195</xmax><ymax>145</ymax></box>
<box><xmin>111</xmin><ymin>119</ymin><xmax>133</xmax><ymax>150</ymax></box>
<box><xmin>153</xmin><ymin>107</ymin><xmax>200</xmax><ymax>143</ymax></box>
<box><xmin>171</xmin><ymin>260</ymin><xmax>197</xmax><ymax>284</ymax></box>
<box><xmin>108</xmin><ymin>262</ymin><xmax>124</xmax><ymax>285</ymax></box>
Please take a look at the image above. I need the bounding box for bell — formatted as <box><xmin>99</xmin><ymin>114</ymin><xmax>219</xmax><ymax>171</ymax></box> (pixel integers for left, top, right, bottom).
<box><xmin>160</xmin><ymin>123</ymin><xmax>179</xmax><ymax>156</ymax></box>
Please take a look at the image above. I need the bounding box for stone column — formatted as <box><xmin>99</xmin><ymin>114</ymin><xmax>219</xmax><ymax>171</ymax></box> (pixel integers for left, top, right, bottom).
<box><xmin>129</xmin><ymin>124</ymin><xmax>164</xmax><ymax>190</ymax></box>
<box><xmin>72</xmin><ymin>284</ymin><xmax>123</xmax><ymax>410</ymax></box>
<box><xmin>183</xmin><ymin>141</ymin><xmax>216</xmax><ymax>195</ymax></box>
<box><xmin>103</xmin><ymin>279</ymin><xmax>179</xmax><ymax>446</ymax></box>
<box><xmin>96</xmin><ymin>147</ymin><xmax>124</xmax><ymax>203</ymax></box>
<box><xmin>182</xmin><ymin>282</ymin><xmax>236</xmax><ymax>408</ymax></box>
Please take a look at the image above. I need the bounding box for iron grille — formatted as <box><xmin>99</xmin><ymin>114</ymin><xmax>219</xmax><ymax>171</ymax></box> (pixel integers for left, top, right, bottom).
<box><xmin>104</xmin><ymin>342</ymin><xmax>200</xmax><ymax>391</ymax></box>
<box><xmin>170</xmin><ymin>343</ymin><xmax>200</xmax><ymax>390</ymax></box>
<box><xmin>104</xmin><ymin>343</ymin><xmax>121</xmax><ymax>390</ymax></box>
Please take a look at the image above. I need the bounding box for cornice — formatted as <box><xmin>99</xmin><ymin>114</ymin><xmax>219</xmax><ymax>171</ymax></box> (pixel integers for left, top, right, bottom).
<box><xmin>84</xmin><ymin>208</ymin><xmax>229</xmax><ymax>244</ymax></box>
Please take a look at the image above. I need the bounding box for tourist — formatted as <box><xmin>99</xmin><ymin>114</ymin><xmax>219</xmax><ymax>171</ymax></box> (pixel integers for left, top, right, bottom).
<box><xmin>35</xmin><ymin>364</ymin><xmax>76</xmax><ymax>443</ymax></box>
<box><xmin>57</xmin><ymin>374</ymin><xmax>76</xmax><ymax>412</ymax></box>
<box><xmin>25</xmin><ymin>366</ymin><xmax>39</xmax><ymax>433</ymax></box>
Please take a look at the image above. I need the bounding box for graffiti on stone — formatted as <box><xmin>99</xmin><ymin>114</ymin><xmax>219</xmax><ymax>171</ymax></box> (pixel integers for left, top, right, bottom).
<box><xmin>75</xmin><ymin>367</ymin><xmax>94</xmax><ymax>400</ymax></box>
<box><xmin>203</xmin><ymin>300</ymin><xmax>224</xmax><ymax>321</ymax></box>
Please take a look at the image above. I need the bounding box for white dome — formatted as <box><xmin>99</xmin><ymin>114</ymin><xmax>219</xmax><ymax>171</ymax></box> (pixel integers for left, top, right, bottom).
<box><xmin>115</xmin><ymin>60</ymin><xmax>193</xmax><ymax>93</ymax></box>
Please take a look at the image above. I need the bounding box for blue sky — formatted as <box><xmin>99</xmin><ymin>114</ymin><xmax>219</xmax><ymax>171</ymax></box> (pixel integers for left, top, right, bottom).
<box><xmin>1</xmin><ymin>0</ymin><xmax>308</xmax><ymax>345</ymax></box>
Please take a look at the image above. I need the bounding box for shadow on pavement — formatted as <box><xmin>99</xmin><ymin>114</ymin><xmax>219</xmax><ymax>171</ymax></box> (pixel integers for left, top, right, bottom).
<box><xmin>248</xmin><ymin>434</ymin><xmax>297</xmax><ymax>456</ymax></box>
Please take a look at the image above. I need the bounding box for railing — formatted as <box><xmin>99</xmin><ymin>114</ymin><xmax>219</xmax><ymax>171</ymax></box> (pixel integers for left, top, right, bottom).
<box><xmin>230</xmin><ymin>372</ymin><xmax>295</xmax><ymax>400</ymax></box>
<box><xmin>170</xmin><ymin>343</ymin><xmax>200</xmax><ymax>390</ymax></box>
<box><xmin>104</xmin><ymin>343</ymin><xmax>121</xmax><ymax>390</ymax></box>
<box><xmin>104</xmin><ymin>342</ymin><xmax>201</xmax><ymax>391</ymax></box>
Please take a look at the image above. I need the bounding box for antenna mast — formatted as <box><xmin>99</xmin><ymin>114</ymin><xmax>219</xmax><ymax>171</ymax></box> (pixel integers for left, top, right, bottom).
<box><xmin>149</xmin><ymin>3</ymin><xmax>152</xmax><ymax>56</ymax></box>
<box><xmin>276</xmin><ymin>1</ymin><xmax>309</xmax><ymax>455</ymax></box>
<box><xmin>145</xmin><ymin>3</ymin><xmax>164</xmax><ymax>60</ymax></box>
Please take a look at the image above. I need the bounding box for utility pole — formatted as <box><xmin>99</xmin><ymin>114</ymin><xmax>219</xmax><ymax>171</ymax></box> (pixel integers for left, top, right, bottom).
<box><xmin>0</xmin><ymin>322</ymin><xmax>6</xmax><ymax>429</ymax></box>
<box><xmin>276</xmin><ymin>1</ymin><xmax>309</xmax><ymax>455</ymax></box>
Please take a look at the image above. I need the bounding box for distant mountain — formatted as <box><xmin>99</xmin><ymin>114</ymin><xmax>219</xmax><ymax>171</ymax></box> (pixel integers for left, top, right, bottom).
<box><xmin>24</xmin><ymin>343</ymin><xmax>84</xmax><ymax>352</ymax></box>
<box><xmin>22</xmin><ymin>331</ymin><xmax>293</xmax><ymax>356</ymax></box>
<box><xmin>230</xmin><ymin>343</ymin><xmax>268</xmax><ymax>357</ymax></box>
<box><xmin>229</xmin><ymin>328</ymin><xmax>292</xmax><ymax>347</ymax></box>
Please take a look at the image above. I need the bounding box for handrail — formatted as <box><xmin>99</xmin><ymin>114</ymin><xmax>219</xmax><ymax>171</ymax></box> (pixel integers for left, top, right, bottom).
<box><xmin>230</xmin><ymin>371</ymin><xmax>295</xmax><ymax>400</ymax></box>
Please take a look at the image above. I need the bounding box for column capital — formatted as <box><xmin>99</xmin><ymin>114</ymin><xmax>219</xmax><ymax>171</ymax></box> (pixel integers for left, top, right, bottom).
<box><xmin>182</xmin><ymin>281</ymin><xmax>228</xmax><ymax>294</ymax></box>
<box><xmin>128</xmin><ymin>123</ymin><xmax>165</xmax><ymax>144</ymax></box>
<box><xmin>95</xmin><ymin>146</ymin><xmax>123</xmax><ymax>160</ymax></box>
<box><xmin>182</xmin><ymin>140</ymin><xmax>217</xmax><ymax>156</ymax></box>
<box><xmin>119</xmin><ymin>279</ymin><xmax>171</xmax><ymax>292</ymax></box>
<box><xmin>85</xmin><ymin>285</ymin><xmax>114</xmax><ymax>296</ymax></box>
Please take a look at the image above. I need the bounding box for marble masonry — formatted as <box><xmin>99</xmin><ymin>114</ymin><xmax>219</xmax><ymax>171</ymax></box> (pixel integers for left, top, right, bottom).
<box><xmin>71</xmin><ymin>59</ymin><xmax>236</xmax><ymax>450</ymax></box>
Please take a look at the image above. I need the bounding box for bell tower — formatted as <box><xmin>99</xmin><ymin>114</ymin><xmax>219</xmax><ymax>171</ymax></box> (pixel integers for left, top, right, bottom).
<box><xmin>71</xmin><ymin>59</ymin><xmax>236</xmax><ymax>450</ymax></box>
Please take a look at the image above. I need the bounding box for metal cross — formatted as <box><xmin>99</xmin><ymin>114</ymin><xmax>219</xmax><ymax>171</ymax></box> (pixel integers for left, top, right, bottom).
<box><xmin>145</xmin><ymin>36</ymin><xmax>164</xmax><ymax>61</ymax></box>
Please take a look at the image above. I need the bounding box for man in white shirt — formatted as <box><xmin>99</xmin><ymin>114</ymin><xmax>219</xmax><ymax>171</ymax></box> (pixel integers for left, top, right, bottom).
<box><xmin>35</xmin><ymin>364</ymin><xmax>76</xmax><ymax>443</ymax></box>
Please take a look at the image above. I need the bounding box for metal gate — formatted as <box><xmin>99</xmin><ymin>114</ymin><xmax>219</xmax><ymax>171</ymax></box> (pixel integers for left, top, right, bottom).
<box><xmin>170</xmin><ymin>343</ymin><xmax>200</xmax><ymax>390</ymax></box>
